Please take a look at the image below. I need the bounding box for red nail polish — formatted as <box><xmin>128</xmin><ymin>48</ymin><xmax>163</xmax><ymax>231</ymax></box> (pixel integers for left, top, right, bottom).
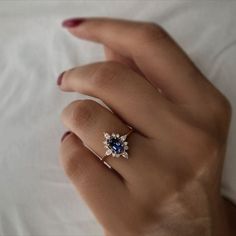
<box><xmin>61</xmin><ymin>131</ymin><xmax>71</xmax><ymax>142</ymax></box>
<box><xmin>62</xmin><ymin>18</ymin><xmax>86</xmax><ymax>28</ymax></box>
<box><xmin>57</xmin><ymin>71</ymin><xmax>65</xmax><ymax>86</ymax></box>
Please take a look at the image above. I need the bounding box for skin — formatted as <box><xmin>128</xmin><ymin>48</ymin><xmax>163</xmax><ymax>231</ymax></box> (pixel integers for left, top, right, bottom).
<box><xmin>58</xmin><ymin>18</ymin><xmax>236</xmax><ymax>236</ymax></box>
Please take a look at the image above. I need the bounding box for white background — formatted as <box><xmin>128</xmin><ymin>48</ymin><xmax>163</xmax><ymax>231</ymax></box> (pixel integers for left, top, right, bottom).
<box><xmin>0</xmin><ymin>1</ymin><xmax>235</xmax><ymax>235</ymax></box>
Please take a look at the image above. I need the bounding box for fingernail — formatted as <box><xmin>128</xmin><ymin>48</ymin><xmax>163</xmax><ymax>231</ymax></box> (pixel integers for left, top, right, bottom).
<box><xmin>62</xmin><ymin>18</ymin><xmax>86</xmax><ymax>28</ymax></box>
<box><xmin>61</xmin><ymin>131</ymin><xmax>71</xmax><ymax>142</ymax></box>
<box><xmin>57</xmin><ymin>71</ymin><xmax>65</xmax><ymax>86</ymax></box>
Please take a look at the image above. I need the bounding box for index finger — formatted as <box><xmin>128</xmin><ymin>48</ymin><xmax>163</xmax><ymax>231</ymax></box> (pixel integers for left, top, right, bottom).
<box><xmin>62</xmin><ymin>17</ymin><xmax>210</xmax><ymax>105</ymax></box>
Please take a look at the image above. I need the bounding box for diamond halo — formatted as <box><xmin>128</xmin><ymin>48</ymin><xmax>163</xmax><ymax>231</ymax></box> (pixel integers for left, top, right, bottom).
<box><xmin>103</xmin><ymin>132</ymin><xmax>129</xmax><ymax>159</ymax></box>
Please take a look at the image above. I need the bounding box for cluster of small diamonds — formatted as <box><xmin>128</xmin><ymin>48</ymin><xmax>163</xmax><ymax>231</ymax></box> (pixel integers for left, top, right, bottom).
<box><xmin>103</xmin><ymin>133</ymin><xmax>129</xmax><ymax>159</ymax></box>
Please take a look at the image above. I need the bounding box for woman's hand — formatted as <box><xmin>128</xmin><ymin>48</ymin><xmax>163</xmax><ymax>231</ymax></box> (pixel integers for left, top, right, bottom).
<box><xmin>58</xmin><ymin>18</ymin><xmax>232</xmax><ymax>236</ymax></box>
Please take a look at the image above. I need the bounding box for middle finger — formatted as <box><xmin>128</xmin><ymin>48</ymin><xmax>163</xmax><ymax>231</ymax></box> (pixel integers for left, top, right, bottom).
<box><xmin>59</xmin><ymin>61</ymin><xmax>172</xmax><ymax>138</ymax></box>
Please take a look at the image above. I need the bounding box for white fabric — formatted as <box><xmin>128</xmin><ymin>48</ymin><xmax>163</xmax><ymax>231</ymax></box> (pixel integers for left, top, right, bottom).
<box><xmin>0</xmin><ymin>1</ymin><xmax>236</xmax><ymax>235</ymax></box>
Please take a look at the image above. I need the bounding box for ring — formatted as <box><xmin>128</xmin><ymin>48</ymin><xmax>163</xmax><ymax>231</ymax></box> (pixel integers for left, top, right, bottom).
<box><xmin>102</xmin><ymin>129</ymin><xmax>133</xmax><ymax>162</ymax></box>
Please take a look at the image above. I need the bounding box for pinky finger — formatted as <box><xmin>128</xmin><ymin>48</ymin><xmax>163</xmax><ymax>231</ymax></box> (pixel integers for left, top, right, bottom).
<box><xmin>59</xmin><ymin>132</ymin><xmax>128</xmax><ymax>229</ymax></box>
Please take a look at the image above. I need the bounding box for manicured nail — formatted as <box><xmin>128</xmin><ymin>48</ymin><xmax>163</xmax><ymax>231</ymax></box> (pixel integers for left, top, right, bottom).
<box><xmin>62</xmin><ymin>18</ymin><xmax>86</xmax><ymax>28</ymax></box>
<box><xmin>61</xmin><ymin>131</ymin><xmax>71</xmax><ymax>142</ymax></box>
<box><xmin>57</xmin><ymin>71</ymin><xmax>65</xmax><ymax>86</ymax></box>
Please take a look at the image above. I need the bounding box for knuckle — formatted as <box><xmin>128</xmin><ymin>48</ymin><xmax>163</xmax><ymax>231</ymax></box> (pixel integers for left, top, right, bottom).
<box><xmin>177</xmin><ymin>120</ymin><xmax>220</xmax><ymax>159</ymax></box>
<box><xmin>137</xmin><ymin>22</ymin><xmax>168</xmax><ymax>44</ymax></box>
<box><xmin>63</xmin><ymin>99</ymin><xmax>96</xmax><ymax>129</ymax></box>
<box><xmin>91</xmin><ymin>62</ymin><xmax>123</xmax><ymax>89</ymax></box>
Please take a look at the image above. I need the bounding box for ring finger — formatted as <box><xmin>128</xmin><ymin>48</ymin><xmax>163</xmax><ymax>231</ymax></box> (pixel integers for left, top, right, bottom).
<box><xmin>61</xmin><ymin>99</ymin><xmax>153</xmax><ymax>180</ymax></box>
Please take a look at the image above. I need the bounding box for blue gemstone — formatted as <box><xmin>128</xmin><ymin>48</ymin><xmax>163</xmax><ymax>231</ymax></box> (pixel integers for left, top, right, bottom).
<box><xmin>108</xmin><ymin>137</ymin><xmax>124</xmax><ymax>154</ymax></box>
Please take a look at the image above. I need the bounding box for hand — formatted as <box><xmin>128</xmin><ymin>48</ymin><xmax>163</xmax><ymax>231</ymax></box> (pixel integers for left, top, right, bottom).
<box><xmin>58</xmin><ymin>18</ymin><xmax>232</xmax><ymax>236</ymax></box>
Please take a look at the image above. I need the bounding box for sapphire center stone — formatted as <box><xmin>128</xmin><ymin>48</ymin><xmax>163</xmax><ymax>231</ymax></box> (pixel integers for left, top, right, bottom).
<box><xmin>107</xmin><ymin>137</ymin><xmax>124</xmax><ymax>154</ymax></box>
